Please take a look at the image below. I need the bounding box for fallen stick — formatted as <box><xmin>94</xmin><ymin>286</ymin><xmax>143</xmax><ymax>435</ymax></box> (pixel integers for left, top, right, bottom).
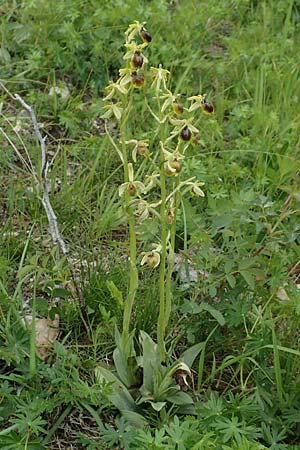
<box><xmin>0</xmin><ymin>80</ymin><xmax>88</xmax><ymax>324</ymax></box>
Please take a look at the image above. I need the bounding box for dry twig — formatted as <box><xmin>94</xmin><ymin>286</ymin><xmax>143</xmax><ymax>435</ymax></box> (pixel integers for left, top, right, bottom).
<box><xmin>0</xmin><ymin>80</ymin><xmax>87</xmax><ymax>321</ymax></box>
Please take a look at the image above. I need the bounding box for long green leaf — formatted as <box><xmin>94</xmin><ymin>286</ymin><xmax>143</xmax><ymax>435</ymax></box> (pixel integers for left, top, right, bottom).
<box><xmin>113</xmin><ymin>327</ymin><xmax>136</xmax><ymax>387</ymax></box>
<box><xmin>166</xmin><ymin>391</ymin><xmax>193</xmax><ymax>405</ymax></box>
<box><xmin>121</xmin><ymin>410</ymin><xmax>148</xmax><ymax>427</ymax></box>
<box><xmin>95</xmin><ymin>365</ymin><xmax>137</xmax><ymax>412</ymax></box>
<box><xmin>198</xmin><ymin>325</ymin><xmax>218</xmax><ymax>391</ymax></box>
<box><xmin>140</xmin><ymin>330</ymin><xmax>161</xmax><ymax>392</ymax></box>
<box><xmin>181</xmin><ymin>341</ymin><xmax>205</xmax><ymax>368</ymax></box>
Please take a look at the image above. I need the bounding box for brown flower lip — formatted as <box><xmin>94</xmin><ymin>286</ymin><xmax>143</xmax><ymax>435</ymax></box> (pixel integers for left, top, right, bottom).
<box><xmin>127</xmin><ymin>183</ymin><xmax>137</xmax><ymax>196</ymax></box>
<box><xmin>140</xmin><ymin>27</ymin><xmax>152</xmax><ymax>43</ymax></box>
<box><xmin>173</xmin><ymin>101</ymin><xmax>184</xmax><ymax>115</ymax></box>
<box><xmin>131</xmin><ymin>72</ymin><xmax>145</xmax><ymax>87</ymax></box>
<box><xmin>137</xmin><ymin>142</ymin><xmax>149</xmax><ymax>156</ymax></box>
<box><xmin>202</xmin><ymin>101</ymin><xmax>214</xmax><ymax>114</ymax></box>
<box><xmin>180</xmin><ymin>125</ymin><xmax>192</xmax><ymax>141</ymax></box>
<box><xmin>170</xmin><ymin>159</ymin><xmax>181</xmax><ymax>173</ymax></box>
<box><xmin>142</xmin><ymin>251</ymin><xmax>160</xmax><ymax>268</ymax></box>
<box><xmin>132</xmin><ymin>51</ymin><xmax>144</xmax><ymax>68</ymax></box>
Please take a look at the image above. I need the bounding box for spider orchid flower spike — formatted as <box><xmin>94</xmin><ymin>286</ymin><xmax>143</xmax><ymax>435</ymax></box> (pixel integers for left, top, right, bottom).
<box><xmin>188</xmin><ymin>94</ymin><xmax>214</xmax><ymax>114</ymax></box>
<box><xmin>119</xmin><ymin>163</ymin><xmax>145</xmax><ymax>197</ymax></box>
<box><xmin>161</xmin><ymin>142</ymin><xmax>184</xmax><ymax>176</ymax></box>
<box><xmin>125</xmin><ymin>139</ymin><xmax>150</xmax><ymax>162</ymax></box>
<box><xmin>167</xmin><ymin>117</ymin><xmax>199</xmax><ymax>143</ymax></box>
<box><xmin>141</xmin><ymin>243</ymin><xmax>162</xmax><ymax>268</ymax></box>
<box><xmin>150</xmin><ymin>65</ymin><xmax>170</xmax><ymax>96</ymax></box>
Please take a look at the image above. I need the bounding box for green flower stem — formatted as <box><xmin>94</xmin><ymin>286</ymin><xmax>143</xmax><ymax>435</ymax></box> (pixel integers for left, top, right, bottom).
<box><xmin>165</xmin><ymin>177</ymin><xmax>179</xmax><ymax>328</ymax></box>
<box><xmin>157</xmin><ymin>140</ymin><xmax>168</xmax><ymax>360</ymax></box>
<box><xmin>156</xmin><ymin>92</ymin><xmax>170</xmax><ymax>359</ymax></box>
<box><xmin>120</xmin><ymin>100</ymin><xmax>138</xmax><ymax>342</ymax></box>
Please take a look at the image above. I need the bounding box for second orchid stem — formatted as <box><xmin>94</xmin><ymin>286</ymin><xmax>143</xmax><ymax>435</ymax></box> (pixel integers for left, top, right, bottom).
<box><xmin>121</xmin><ymin>102</ymin><xmax>138</xmax><ymax>342</ymax></box>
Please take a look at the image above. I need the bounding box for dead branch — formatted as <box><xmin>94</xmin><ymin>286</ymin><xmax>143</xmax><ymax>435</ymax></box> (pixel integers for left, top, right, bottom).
<box><xmin>0</xmin><ymin>80</ymin><xmax>87</xmax><ymax>320</ymax></box>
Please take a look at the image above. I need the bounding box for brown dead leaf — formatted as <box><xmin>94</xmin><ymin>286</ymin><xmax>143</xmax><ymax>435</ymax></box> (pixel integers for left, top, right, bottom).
<box><xmin>276</xmin><ymin>286</ymin><xmax>289</xmax><ymax>301</ymax></box>
<box><xmin>25</xmin><ymin>314</ymin><xmax>59</xmax><ymax>360</ymax></box>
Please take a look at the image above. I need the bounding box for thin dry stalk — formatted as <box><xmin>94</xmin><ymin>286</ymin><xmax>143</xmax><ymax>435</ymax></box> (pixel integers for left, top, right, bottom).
<box><xmin>0</xmin><ymin>80</ymin><xmax>87</xmax><ymax>322</ymax></box>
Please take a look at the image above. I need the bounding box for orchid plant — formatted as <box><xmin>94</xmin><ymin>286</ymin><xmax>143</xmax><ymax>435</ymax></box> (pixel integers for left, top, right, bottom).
<box><xmin>101</xmin><ymin>20</ymin><xmax>212</xmax><ymax>353</ymax></box>
<box><xmin>96</xmin><ymin>20</ymin><xmax>214</xmax><ymax>420</ymax></box>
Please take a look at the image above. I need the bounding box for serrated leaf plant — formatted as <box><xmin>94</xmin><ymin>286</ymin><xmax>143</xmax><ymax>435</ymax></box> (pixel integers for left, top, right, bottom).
<box><xmin>95</xmin><ymin>20</ymin><xmax>215</xmax><ymax>422</ymax></box>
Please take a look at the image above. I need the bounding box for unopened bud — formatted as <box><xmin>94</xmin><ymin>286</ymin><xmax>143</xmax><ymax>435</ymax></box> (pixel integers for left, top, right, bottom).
<box><xmin>164</xmin><ymin>163</ymin><xmax>176</xmax><ymax>177</ymax></box>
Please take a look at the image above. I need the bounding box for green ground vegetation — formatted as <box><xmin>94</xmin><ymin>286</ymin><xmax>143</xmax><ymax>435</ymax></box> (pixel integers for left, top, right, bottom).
<box><xmin>0</xmin><ymin>0</ymin><xmax>300</xmax><ymax>449</ymax></box>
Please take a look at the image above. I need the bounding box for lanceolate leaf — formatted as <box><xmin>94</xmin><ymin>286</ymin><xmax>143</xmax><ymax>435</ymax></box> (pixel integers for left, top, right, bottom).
<box><xmin>166</xmin><ymin>391</ymin><xmax>193</xmax><ymax>405</ymax></box>
<box><xmin>113</xmin><ymin>328</ymin><xmax>136</xmax><ymax>387</ymax></box>
<box><xmin>113</xmin><ymin>347</ymin><xmax>135</xmax><ymax>388</ymax></box>
<box><xmin>139</xmin><ymin>330</ymin><xmax>161</xmax><ymax>393</ymax></box>
<box><xmin>149</xmin><ymin>401</ymin><xmax>166</xmax><ymax>411</ymax></box>
<box><xmin>121</xmin><ymin>410</ymin><xmax>148</xmax><ymax>428</ymax></box>
<box><xmin>95</xmin><ymin>366</ymin><xmax>137</xmax><ymax>412</ymax></box>
<box><xmin>181</xmin><ymin>341</ymin><xmax>205</xmax><ymax>368</ymax></box>
<box><xmin>106</xmin><ymin>280</ymin><xmax>124</xmax><ymax>308</ymax></box>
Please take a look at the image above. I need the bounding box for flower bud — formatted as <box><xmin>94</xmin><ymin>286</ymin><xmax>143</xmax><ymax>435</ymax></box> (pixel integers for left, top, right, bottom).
<box><xmin>180</xmin><ymin>125</ymin><xmax>192</xmax><ymax>141</ymax></box>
